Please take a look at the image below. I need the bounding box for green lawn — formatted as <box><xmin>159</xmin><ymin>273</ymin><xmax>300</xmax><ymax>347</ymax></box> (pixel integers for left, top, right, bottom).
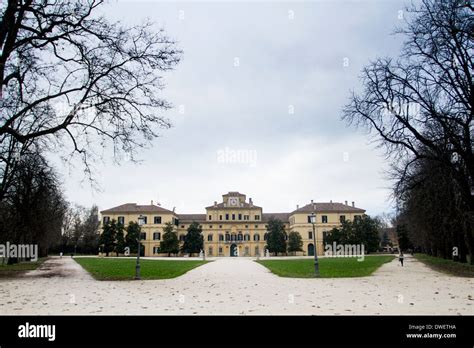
<box><xmin>0</xmin><ymin>257</ymin><xmax>47</xmax><ymax>278</ymax></box>
<box><xmin>74</xmin><ymin>257</ymin><xmax>209</xmax><ymax>280</ymax></box>
<box><xmin>257</xmin><ymin>255</ymin><xmax>395</xmax><ymax>278</ymax></box>
<box><xmin>414</xmin><ymin>253</ymin><xmax>474</xmax><ymax>277</ymax></box>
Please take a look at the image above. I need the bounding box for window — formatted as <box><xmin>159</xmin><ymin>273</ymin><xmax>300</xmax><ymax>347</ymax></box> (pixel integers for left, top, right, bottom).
<box><xmin>308</xmin><ymin>231</ymin><xmax>313</xmax><ymax>239</ymax></box>
<box><xmin>219</xmin><ymin>225</ymin><xmax>223</xmax><ymax>228</ymax></box>
<box><xmin>140</xmin><ymin>216</ymin><xmax>148</xmax><ymax>224</ymax></box>
<box><xmin>103</xmin><ymin>216</ymin><xmax>110</xmax><ymax>224</ymax></box>
<box><xmin>117</xmin><ymin>216</ymin><xmax>125</xmax><ymax>225</ymax></box>
<box><xmin>307</xmin><ymin>215</ymin><xmax>312</xmax><ymax>223</ymax></box>
<box><xmin>209</xmin><ymin>215</ymin><xmax>212</xmax><ymax>221</ymax></box>
<box><xmin>209</xmin><ymin>225</ymin><xmax>213</xmax><ymax>228</ymax></box>
<box><xmin>340</xmin><ymin>215</ymin><xmax>346</xmax><ymax>223</ymax></box>
<box><xmin>154</xmin><ymin>216</ymin><xmax>162</xmax><ymax>224</ymax></box>
<box><xmin>181</xmin><ymin>225</ymin><xmax>185</xmax><ymax>228</ymax></box>
<box><xmin>238</xmin><ymin>214</ymin><xmax>242</xmax><ymax>220</ymax></box>
<box><xmin>322</xmin><ymin>215</ymin><xmax>328</xmax><ymax>223</ymax></box>
<box><xmin>264</xmin><ymin>233</ymin><xmax>268</xmax><ymax>241</ymax></box>
<box><xmin>153</xmin><ymin>232</ymin><xmax>161</xmax><ymax>240</ymax></box>
<box><xmin>225</xmin><ymin>214</ymin><xmax>229</xmax><ymax>220</ymax></box>
<box><xmin>232</xmin><ymin>214</ymin><xmax>235</xmax><ymax>220</ymax></box>
<box><xmin>244</xmin><ymin>234</ymin><xmax>250</xmax><ymax>241</ymax></box>
<box><xmin>244</xmin><ymin>215</ymin><xmax>249</xmax><ymax>221</ymax></box>
<box><xmin>153</xmin><ymin>246</ymin><xmax>160</xmax><ymax>254</ymax></box>
<box><xmin>354</xmin><ymin>215</ymin><xmax>361</xmax><ymax>221</ymax></box>
<box><xmin>254</xmin><ymin>234</ymin><xmax>260</xmax><ymax>241</ymax></box>
<box><xmin>208</xmin><ymin>234</ymin><xmax>213</xmax><ymax>241</ymax></box>
<box><xmin>208</xmin><ymin>247</ymin><xmax>213</xmax><ymax>256</ymax></box>
<box><xmin>255</xmin><ymin>246</ymin><xmax>260</xmax><ymax>255</ymax></box>
<box><xmin>140</xmin><ymin>232</ymin><xmax>146</xmax><ymax>240</ymax></box>
<box><xmin>244</xmin><ymin>246</ymin><xmax>249</xmax><ymax>256</ymax></box>
<box><xmin>179</xmin><ymin>234</ymin><xmax>185</xmax><ymax>242</ymax></box>
<box><xmin>225</xmin><ymin>233</ymin><xmax>230</xmax><ymax>241</ymax></box>
<box><xmin>219</xmin><ymin>215</ymin><xmax>223</xmax><ymax>221</ymax></box>
<box><xmin>245</xmin><ymin>225</ymin><xmax>249</xmax><ymax>228</ymax></box>
<box><xmin>231</xmin><ymin>234</ymin><xmax>236</xmax><ymax>241</ymax></box>
<box><xmin>219</xmin><ymin>234</ymin><xmax>224</xmax><ymax>241</ymax></box>
<box><xmin>219</xmin><ymin>247</ymin><xmax>223</xmax><ymax>255</ymax></box>
<box><xmin>238</xmin><ymin>233</ymin><xmax>243</xmax><ymax>241</ymax></box>
<box><xmin>255</xmin><ymin>215</ymin><xmax>260</xmax><ymax>220</ymax></box>
<box><xmin>254</xmin><ymin>225</ymin><xmax>258</xmax><ymax>228</ymax></box>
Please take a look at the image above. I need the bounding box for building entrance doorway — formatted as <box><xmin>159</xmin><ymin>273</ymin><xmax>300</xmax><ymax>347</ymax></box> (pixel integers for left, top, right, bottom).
<box><xmin>230</xmin><ymin>243</ymin><xmax>238</xmax><ymax>257</ymax></box>
<box><xmin>308</xmin><ymin>243</ymin><xmax>315</xmax><ymax>256</ymax></box>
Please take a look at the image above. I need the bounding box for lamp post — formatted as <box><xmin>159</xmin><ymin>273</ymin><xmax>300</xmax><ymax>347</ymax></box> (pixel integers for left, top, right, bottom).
<box><xmin>136</xmin><ymin>215</ymin><xmax>145</xmax><ymax>280</ymax></box>
<box><xmin>310</xmin><ymin>212</ymin><xmax>320</xmax><ymax>277</ymax></box>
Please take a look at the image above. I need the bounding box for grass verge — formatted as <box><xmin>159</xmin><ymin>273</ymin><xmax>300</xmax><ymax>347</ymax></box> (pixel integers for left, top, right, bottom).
<box><xmin>0</xmin><ymin>257</ymin><xmax>47</xmax><ymax>278</ymax></box>
<box><xmin>74</xmin><ymin>257</ymin><xmax>209</xmax><ymax>280</ymax></box>
<box><xmin>256</xmin><ymin>255</ymin><xmax>395</xmax><ymax>278</ymax></box>
<box><xmin>414</xmin><ymin>253</ymin><xmax>474</xmax><ymax>277</ymax></box>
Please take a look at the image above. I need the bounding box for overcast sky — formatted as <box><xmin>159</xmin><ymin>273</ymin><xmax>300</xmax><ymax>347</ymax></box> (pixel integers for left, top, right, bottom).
<box><xmin>52</xmin><ymin>0</ymin><xmax>408</xmax><ymax>216</ymax></box>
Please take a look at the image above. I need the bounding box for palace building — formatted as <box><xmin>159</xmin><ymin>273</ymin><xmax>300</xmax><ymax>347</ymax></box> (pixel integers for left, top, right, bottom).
<box><xmin>100</xmin><ymin>192</ymin><xmax>365</xmax><ymax>257</ymax></box>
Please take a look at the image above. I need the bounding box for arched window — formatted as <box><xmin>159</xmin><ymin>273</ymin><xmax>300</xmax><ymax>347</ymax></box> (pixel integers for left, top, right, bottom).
<box><xmin>207</xmin><ymin>234</ymin><xmax>213</xmax><ymax>241</ymax></box>
<box><xmin>264</xmin><ymin>233</ymin><xmax>268</xmax><ymax>241</ymax></box>
<box><xmin>244</xmin><ymin>234</ymin><xmax>250</xmax><ymax>241</ymax></box>
<box><xmin>219</xmin><ymin>234</ymin><xmax>224</xmax><ymax>241</ymax></box>
<box><xmin>238</xmin><ymin>233</ymin><xmax>243</xmax><ymax>241</ymax></box>
<box><xmin>225</xmin><ymin>233</ymin><xmax>230</xmax><ymax>241</ymax></box>
<box><xmin>254</xmin><ymin>234</ymin><xmax>260</xmax><ymax>241</ymax></box>
<box><xmin>231</xmin><ymin>234</ymin><xmax>236</xmax><ymax>241</ymax></box>
<box><xmin>179</xmin><ymin>234</ymin><xmax>185</xmax><ymax>242</ymax></box>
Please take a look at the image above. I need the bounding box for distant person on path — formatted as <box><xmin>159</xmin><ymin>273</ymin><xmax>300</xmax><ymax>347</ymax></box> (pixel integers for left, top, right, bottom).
<box><xmin>399</xmin><ymin>251</ymin><xmax>404</xmax><ymax>267</ymax></box>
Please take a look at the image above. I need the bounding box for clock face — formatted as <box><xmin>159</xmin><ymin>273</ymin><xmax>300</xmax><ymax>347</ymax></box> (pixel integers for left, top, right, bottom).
<box><xmin>229</xmin><ymin>197</ymin><xmax>239</xmax><ymax>206</ymax></box>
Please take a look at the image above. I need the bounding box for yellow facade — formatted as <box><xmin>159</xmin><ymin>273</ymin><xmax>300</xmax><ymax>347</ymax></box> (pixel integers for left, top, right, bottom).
<box><xmin>100</xmin><ymin>192</ymin><xmax>365</xmax><ymax>257</ymax></box>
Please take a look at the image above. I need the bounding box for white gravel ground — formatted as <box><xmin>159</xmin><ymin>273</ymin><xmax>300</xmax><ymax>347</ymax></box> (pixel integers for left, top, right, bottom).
<box><xmin>0</xmin><ymin>255</ymin><xmax>472</xmax><ymax>315</ymax></box>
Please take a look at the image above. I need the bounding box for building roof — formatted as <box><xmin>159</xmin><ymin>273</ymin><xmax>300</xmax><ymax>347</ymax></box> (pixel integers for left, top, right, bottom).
<box><xmin>100</xmin><ymin>203</ymin><xmax>175</xmax><ymax>214</ymax></box>
<box><xmin>177</xmin><ymin>214</ymin><xmax>206</xmax><ymax>223</ymax></box>
<box><xmin>291</xmin><ymin>202</ymin><xmax>365</xmax><ymax>214</ymax></box>
<box><xmin>262</xmin><ymin>213</ymin><xmax>291</xmax><ymax>222</ymax></box>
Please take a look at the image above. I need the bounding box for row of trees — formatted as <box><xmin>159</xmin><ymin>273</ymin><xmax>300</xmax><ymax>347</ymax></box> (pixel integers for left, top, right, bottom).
<box><xmin>56</xmin><ymin>205</ymin><xmax>100</xmax><ymax>255</ymax></box>
<box><xmin>343</xmin><ymin>0</ymin><xmax>473</xmax><ymax>264</ymax></box>
<box><xmin>323</xmin><ymin>215</ymin><xmax>381</xmax><ymax>253</ymax></box>
<box><xmin>0</xmin><ymin>152</ymin><xmax>67</xmax><ymax>261</ymax></box>
<box><xmin>99</xmin><ymin>220</ymin><xmax>140</xmax><ymax>257</ymax></box>
<box><xmin>98</xmin><ymin>220</ymin><xmax>183</xmax><ymax>257</ymax></box>
<box><xmin>261</xmin><ymin>216</ymin><xmax>381</xmax><ymax>255</ymax></box>
<box><xmin>264</xmin><ymin>217</ymin><xmax>303</xmax><ymax>256</ymax></box>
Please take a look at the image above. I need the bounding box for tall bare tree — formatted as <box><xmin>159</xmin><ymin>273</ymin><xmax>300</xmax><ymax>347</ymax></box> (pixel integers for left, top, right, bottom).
<box><xmin>0</xmin><ymin>0</ymin><xmax>182</xmax><ymax>200</ymax></box>
<box><xmin>343</xmin><ymin>0</ymin><xmax>473</xmax><ymax>262</ymax></box>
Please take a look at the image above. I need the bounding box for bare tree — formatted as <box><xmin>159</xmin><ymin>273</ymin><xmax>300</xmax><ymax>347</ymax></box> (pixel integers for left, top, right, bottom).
<box><xmin>0</xmin><ymin>151</ymin><xmax>67</xmax><ymax>259</ymax></box>
<box><xmin>0</xmin><ymin>0</ymin><xmax>182</xmax><ymax>200</ymax></box>
<box><xmin>343</xmin><ymin>0</ymin><xmax>473</xmax><ymax>262</ymax></box>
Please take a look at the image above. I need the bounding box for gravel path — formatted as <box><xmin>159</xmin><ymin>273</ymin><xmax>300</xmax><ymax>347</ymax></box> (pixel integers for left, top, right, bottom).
<box><xmin>0</xmin><ymin>255</ymin><xmax>472</xmax><ymax>315</ymax></box>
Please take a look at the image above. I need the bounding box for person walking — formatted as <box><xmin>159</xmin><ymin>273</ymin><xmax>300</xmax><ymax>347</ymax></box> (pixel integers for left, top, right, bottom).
<box><xmin>399</xmin><ymin>251</ymin><xmax>404</xmax><ymax>267</ymax></box>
